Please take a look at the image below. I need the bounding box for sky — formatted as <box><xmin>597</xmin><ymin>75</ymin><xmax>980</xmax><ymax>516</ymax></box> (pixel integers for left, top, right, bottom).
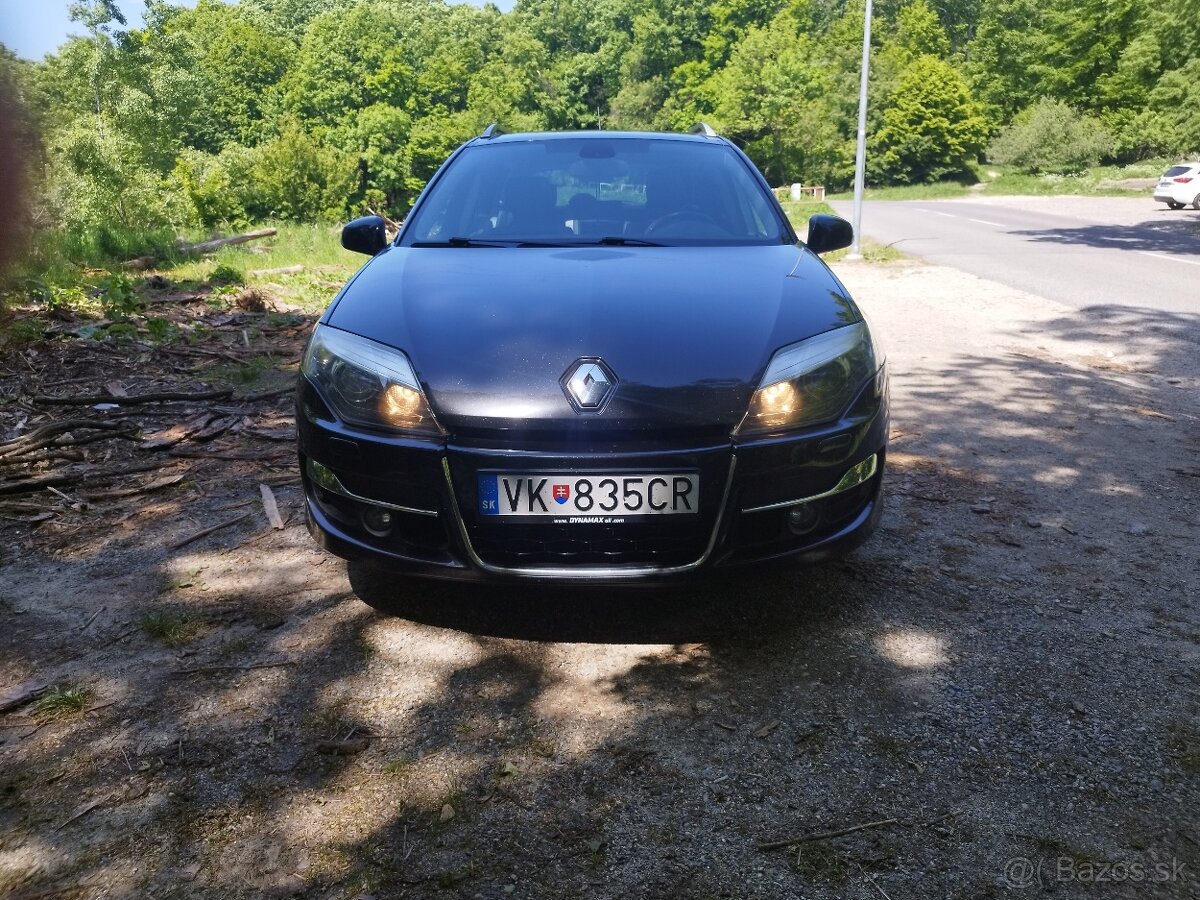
<box><xmin>0</xmin><ymin>0</ymin><xmax>515</xmax><ymax>60</ymax></box>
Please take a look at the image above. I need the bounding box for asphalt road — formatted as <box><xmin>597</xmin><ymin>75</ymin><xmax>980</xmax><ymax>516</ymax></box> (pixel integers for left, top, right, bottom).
<box><xmin>830</xmin><ymin>197</ymin><xmax>1199</xmax><ymax>314</ymax></box>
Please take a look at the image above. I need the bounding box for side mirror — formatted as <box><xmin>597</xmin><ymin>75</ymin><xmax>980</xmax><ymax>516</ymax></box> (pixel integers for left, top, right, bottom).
<box><xmin>342</xmin><ymin>215</ymin><xmax>388</xmax><ymax>256</ymax></box>
<box><xmin>806</xmin><ymin>214</ymin><xmax>853</xmax><ymax>255</ymax></box>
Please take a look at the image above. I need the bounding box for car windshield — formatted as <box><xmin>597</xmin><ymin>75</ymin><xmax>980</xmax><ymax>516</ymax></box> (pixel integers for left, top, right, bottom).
<box><xmin>402</xmin><ymin>137</ymin><xmax>789</xmax><ymax>246</ymax></box>
<box><xmin>1164</xmin><ymin>165</ymin><xmax>1193</xmax><ymax>177</ymax></box>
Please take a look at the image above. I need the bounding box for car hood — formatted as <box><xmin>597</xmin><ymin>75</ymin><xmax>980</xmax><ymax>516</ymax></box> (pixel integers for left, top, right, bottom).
<box><xmin>325</xmin><ymin>244</ymin><xmax>859</xmax><ymax>437</ymax></box>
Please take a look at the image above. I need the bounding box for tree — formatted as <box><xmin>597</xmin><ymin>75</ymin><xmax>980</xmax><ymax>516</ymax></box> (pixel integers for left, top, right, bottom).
<box><xmin>893</xmin><ymin>0</ymin><xmax>951</xmax><ymax>58</ymax></box>
<box><xmin>250</xmin><ymin>119</ymin><xmax>355</xmax><ymax>221</ymax></box>
<box><xmin>871</xmin><ymin>55</ymin><xmax>987</xmax><ymax>183</ymax></box>
<box><xmin>336</xmin><ymin>103</ymin><xmax>414</xmax><ymax>214</ymax></box>
<box><xmin>162</xmin><ymin>0</ymin><xmax>293</xmax><ymax>149</ymax></box>
<box><xmin>281</xmin><ymin>2</ymin><xmax>418</xmax><ymax>125</ymax></box>
<box><xmin>711</xmin><ymin>19</ymin><xmax>846</xmax><ymax>186</ymax></box>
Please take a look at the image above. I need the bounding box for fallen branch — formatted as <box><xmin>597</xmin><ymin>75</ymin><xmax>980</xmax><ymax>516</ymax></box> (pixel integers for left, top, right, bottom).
<box><xmin>32</xmin><ymin>389</ymin><xmax>232</xmax><ymax>407</ymax></box>
<box><xmin>54</xmin><ymin>796</ymin><xmax>107</xmax><ymax>832</ymax></box>
<box><xmin>82</xmin><ymin>473</ymin><xmax>186</xmax><ymax>501</ymax></box>
<box><xmin>250</xmin><ymin>265</ymin><xmax>304</xmax><ymax>277</ymax></box>
<box><xmin>243</xmin><ymin>427</ymin><xmax>295</xmax><ymax>442</ymax></box>
<box><xmin>237</xmin><ymin>385</ymin><xmax>295</xmax><ymax>402</ymax></box>
<box><xmin>139</xmin><ymin>414</ymin><xmax>213</xmax><ymax>451</ymax></box>
<box><xmin>169</xmin><ymin>511</ymin><xmax>252</xmax><ymax>550</ymax></box>
<box><xmin>168</xmin><ymin>448</ymin><xmax>284</xmax><ymax>462</ymax></box>
<box><xmin>182</xmin><ymin>228</ymin><xmax>277</xmax><ymax>255</ymax></box>
<box><xmin>0</xmin><ymin>420</ymin><xmax>132</xmax><ymax>458</ymax></box>
<box><xmin>171</xmin><ymin>660</ymin><xmax>293</xmax><ymax>675</ymax></box>
<box><xmin>757</xmin><ymin>817</ymin><xmax>899</xmax><ymax>851</ymax></box>
<box><xmin>0</xmin><ymin>428</ymin><xmax>140</xmax><ymax>466</ymax></box>
<box><xmin>0</xmin><ymin>460</ymin><xmax>169</xmax><ymax>497</ymax></box>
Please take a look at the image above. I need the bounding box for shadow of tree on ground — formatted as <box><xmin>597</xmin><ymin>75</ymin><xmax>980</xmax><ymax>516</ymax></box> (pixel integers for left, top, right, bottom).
<box><xmin>1011</xmin><ymin>216</ymin><xmax>1200</xmax><ymax>255</ymax></box>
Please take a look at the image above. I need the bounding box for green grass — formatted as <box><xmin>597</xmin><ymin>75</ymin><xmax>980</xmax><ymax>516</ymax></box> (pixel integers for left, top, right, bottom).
<box><xmin>139</xmin><ymin>610</ymin><xmax>203</xmax><ymax>646</ymax></box>
<box><xmin>826</xmin><ymin>159</ymin><xmax>1174</xmax><ymax>202</ymax></box>
<box><xmin>30</xmin><ymin>684</ymin><xmax>93</xmax><ymax>719</ymax></box>
<box><xmin>0</xmin><ymin>224</ymin><xmax>355</xmax><ymax>343</ymax></box>
<box><xmin>166</xmin><ymin>222</ymin><xmax>357</xmax><ymax>313</ymax></box>
<box><xmin>169</xmin><ymin>222</ymin><xmax>351</xmax><ymax>280</ymax></box>
<box><xmin>828</xmin><ymin>181</ymin><xmax>973</xmax><ymax>201</ymax></box>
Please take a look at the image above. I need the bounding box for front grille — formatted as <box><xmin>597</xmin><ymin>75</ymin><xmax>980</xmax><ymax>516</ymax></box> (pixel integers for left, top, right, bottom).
<box><xmin>469</xmin><ymin>520</ymin><xmax>710</xmax><ymax>568</ymax></box>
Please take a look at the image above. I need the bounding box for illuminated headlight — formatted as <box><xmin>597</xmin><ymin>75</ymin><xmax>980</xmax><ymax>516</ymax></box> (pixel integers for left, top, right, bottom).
<box><xmin>736</xmin><ymin>322</ymin><xmax>878</xmax><ymax>435</ymax></box>
<box><xmin>301</xmin><ymin>324</ymin><xmax>442</xmax><ymax>436</ymax></box>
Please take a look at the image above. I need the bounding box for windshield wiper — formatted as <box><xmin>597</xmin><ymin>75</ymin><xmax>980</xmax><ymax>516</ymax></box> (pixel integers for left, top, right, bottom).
<box><xmin>411</xmin><ymin>237</ymin><xmax>576</xmax><ymax>248</ymax></box>
<box><xmin>410</xmin><ymin>237</ymin><xmax>513</xmax><ymax>247</ymax></box>
<box><xmin>593</xmin><ymin>236</ymin><xmax>664</xmax><ymax>246</ymax></box>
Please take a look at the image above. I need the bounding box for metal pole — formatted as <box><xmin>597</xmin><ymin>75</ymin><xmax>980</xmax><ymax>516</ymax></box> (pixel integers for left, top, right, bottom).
<box><xmin>848</xmin><ymin>0</ymin><xmax>873</xmax><ymax>260</ymax></box>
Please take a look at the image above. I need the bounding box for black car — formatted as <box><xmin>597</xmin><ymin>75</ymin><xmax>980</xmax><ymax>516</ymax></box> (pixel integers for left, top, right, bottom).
<box><xmin>298</xmin><ymin>125</ymin><xmax>888</xmax><ymax>582</ymax></box>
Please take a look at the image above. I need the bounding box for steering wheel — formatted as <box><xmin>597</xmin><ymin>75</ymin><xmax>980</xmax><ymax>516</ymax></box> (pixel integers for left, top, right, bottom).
<box><xmin>645</xmin><ymin>210</ymin><xmax>721</xmax><ymax>236</ymax></box>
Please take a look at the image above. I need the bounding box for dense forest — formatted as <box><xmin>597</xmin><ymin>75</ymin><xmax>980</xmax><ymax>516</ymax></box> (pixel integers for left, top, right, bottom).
<box><xmin>1</xmin><ymin>0</ymin><xmax>1198</xmax><ymax>247</ymax></box>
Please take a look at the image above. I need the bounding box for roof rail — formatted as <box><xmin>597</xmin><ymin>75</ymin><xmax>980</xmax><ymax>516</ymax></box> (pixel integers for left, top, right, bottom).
<box><xmin>689</xmin><ymin>122</ymin><xmax>718</xmax><ymax>137</ymax></box>
<box><xmin>479</xmin><ymin>123</ymin><xmax>506</xmax><ymax>139</ymax></box>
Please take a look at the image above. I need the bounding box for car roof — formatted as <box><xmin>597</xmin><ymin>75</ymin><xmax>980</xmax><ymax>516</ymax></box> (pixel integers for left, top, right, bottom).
<box><xmin>471</xmin><ymin>129</ymin><xmax>726</xmax><ymax>147</ymax></box>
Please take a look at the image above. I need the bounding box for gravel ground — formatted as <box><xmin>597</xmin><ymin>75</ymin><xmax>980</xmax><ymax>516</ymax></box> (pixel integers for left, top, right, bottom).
<box><xmin>1</xmin><ymin>258</ymin><xmax>1197</xmax><ymax>899</ymax></box>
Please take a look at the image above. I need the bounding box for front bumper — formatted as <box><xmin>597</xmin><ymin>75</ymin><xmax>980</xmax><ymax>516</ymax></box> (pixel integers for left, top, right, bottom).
<box><xmin>297</xmin><ymin>374</ymin><xmax>888</xmax><ymax>583</ymax></box>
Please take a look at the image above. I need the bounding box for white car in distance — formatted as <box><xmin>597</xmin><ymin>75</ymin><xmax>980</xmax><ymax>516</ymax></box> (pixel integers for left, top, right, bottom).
<box><xmin>1154</xmin><ymin>162</ymin><xmax>1200</xmax><ymax>210</ymax></box>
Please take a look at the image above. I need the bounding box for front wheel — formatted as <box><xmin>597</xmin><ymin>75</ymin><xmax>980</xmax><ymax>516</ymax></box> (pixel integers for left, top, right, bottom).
<box><xmin>1167</xmin><ymin>201</ymin><xmax>1184</xmax><ymax>210</ymax></box>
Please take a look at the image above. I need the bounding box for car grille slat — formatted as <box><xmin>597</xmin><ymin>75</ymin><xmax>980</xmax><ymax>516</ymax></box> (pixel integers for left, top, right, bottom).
<box><xmin>469</xmin><ymin>522</ymin><xmax>708</xmax><ymax>567</ymax></box>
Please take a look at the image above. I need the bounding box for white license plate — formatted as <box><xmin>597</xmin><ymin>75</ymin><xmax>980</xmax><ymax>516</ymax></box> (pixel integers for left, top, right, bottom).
<box><xmin>477</xmin><ymin>473</ymin><xmax>699</xmax><ymax>519</ymax></box>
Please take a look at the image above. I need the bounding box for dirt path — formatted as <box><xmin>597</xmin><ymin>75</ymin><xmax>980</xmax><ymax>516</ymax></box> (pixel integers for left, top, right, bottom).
<box><xmin>1</xmin><ymin>260</ymin><xmax>1197</xmax><ymax>899</ymax></box>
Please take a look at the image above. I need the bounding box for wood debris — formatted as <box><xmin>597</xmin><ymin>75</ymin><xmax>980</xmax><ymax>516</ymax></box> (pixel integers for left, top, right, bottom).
<box><xmin>259</xmin><ymin>483</ymin><xmax>284</xmax><ymax>529</ymax></box>
<box><xmin>316</xmin><ymin>736</ymin><xmax>371</xmax><ymax>755</ymax></box>
<box><xmin>0</xmin><ymin>680</ymin><xmax>49</xmax><ymax>713</ymax></box>
<box><xmin>758</xmin><ymin>816</ymin><xmax>900</xmax><ymax>851</ymax></box>
<box><xmin>170</xmin><ymin>512</ymin><xmax>252</xmax><ymax>550</ymax></box>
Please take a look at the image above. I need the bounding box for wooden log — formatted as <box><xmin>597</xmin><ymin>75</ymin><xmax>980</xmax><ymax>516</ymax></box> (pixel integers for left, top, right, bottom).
<box><xmin>120</xmin><ymin>228</ymin><xmax>278</xmax><ymax>269</ymax></box>
<box><xmin>182</xmin><ymin>228</ymin><xmax>277</xmax><ymax>255</ymax></box>
<box><xmin>250</xmin><ymin>265</ymin><xmax>304</xmax><ymax>277</ymax></box>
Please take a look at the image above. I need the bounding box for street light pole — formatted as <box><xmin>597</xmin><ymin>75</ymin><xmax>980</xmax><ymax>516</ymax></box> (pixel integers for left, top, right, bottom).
<box><xmin>847</xmin><ymin>0</ymin><xmax>874</xmax><ymax>260</ymax></box>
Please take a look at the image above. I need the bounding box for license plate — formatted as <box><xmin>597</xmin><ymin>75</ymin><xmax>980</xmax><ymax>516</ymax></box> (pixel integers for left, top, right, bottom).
<box><xmin>477</xmin><ymin>473</ymin><xmax>699</xmax><ymax>519</ymax></box>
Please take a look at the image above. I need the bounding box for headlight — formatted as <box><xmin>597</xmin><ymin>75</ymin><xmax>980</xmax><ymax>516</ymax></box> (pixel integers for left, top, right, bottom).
<box><xmin>301</xmin><ymin>324</ymin><xmax>442</xmax><ymax>436</ymax></box>
<box><xmin>735</xmin><ymin>322</ymin><xmax>877</xmax><ymax>435</ymax></box>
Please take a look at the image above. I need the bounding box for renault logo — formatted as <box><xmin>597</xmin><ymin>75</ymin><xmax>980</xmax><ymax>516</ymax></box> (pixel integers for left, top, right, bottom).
<box><xmin>560</xmin><ymin>359</ymin><xmax>617</xmax><ymax>412</ymax></box>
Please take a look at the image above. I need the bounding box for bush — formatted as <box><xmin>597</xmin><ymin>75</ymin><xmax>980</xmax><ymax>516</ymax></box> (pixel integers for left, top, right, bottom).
<box><xmin>871</xmin><ymin>56</ymin><xmax>988</xmax><ymax>184</ymax></box>
<box><xmin>173</xmin><ymin>145</ymin><xmax>259</xmax><ymax>230</ymax></box>
<box><xmin>989</xmin><ymin>98</ymin><xmax>1114</xmax><ymax>175</ymax></box>
<box><xmin>46</xmin><ymin>122</ymin><xmax>197</xmax><ymax>235</ymax></box>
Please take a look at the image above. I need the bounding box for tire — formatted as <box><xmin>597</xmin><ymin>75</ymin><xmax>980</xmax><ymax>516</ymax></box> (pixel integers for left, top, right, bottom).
<box><xmin>1167</xmin><ymin>201</ymin><xmax>1184</xmax><ymax>210</ymax></box>
<box><xmin>1193</xmin><ymin>193</ymin><xmax>1200</xmax><ymax>211</ymax></box>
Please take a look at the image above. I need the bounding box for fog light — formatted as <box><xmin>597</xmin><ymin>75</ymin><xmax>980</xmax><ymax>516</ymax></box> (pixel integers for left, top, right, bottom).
<box><xmin>788</xmin><ymin>503</ymin><xmax>820</xmax><ymax>535</ymax></box>
<box><xmin>362</xmin><ymin>507</ymin><xmax>394</xmax><ymax>537</ymax></box>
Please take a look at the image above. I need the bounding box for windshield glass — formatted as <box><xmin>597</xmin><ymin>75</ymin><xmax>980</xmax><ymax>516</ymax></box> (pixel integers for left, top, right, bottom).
<box><xmin>403</xmin><ymin>137</ymin><xmax>788</xmax><ymax>246</ymax></box>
